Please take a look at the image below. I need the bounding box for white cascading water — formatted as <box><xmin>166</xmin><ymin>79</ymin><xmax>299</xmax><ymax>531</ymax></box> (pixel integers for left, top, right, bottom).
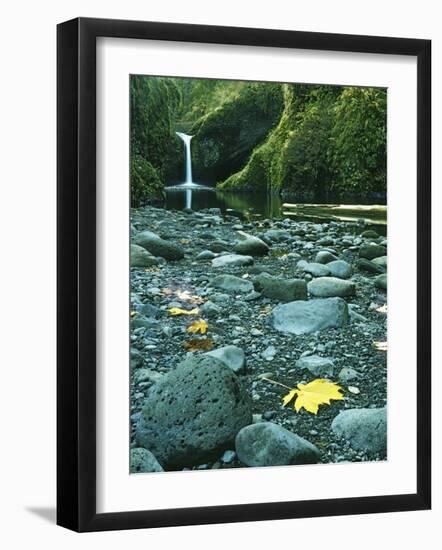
<box><xmin>176</xmin><ymin>132</ymin><xmax>198</xmax><ymax>208</ymax></box>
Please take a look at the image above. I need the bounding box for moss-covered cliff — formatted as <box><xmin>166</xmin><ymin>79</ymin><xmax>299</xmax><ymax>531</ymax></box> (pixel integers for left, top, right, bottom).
<box><xmin>189</xmin><ymin>83</ymin><xmax>284</xmax><ymax>184</ymax></box>
<box><xmin>130</xmin><ymin>75</ymin><xmax>387</xmax><ymax>204</ymax></box>
<box><xmin>218</xmin><ymin>85</ymin><xmax>386</xmax><ymax>199</ymax></box>
<box><xmin>130</xmin><ymin>76</ymin><xmax>183</xmax><ymax>205</ymax></box>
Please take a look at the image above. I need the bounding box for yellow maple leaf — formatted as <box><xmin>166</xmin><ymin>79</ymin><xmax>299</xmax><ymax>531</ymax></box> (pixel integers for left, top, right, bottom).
<box><xmin>182</xmin><ymin>337</ymin><xmax>213</xmax><ymax>352</ymax></box>
<box><xmin>168</xmin><ymin>307</ymin><xmax>199</xmax><ymax>316</ymax></box>
<box><xmin>130</xmin><ymin>310</ymin><xmax>137</xmax><ymax>317</ymax></box>
<box><xmin>283</xmin><ymin>379</ymin><xmax>344</xmax><ymax>415</ymax></box>
<box><xmin>187</xmin><ymin>319</ymin><xmax>208</xmax><ymax>334</ymax></box>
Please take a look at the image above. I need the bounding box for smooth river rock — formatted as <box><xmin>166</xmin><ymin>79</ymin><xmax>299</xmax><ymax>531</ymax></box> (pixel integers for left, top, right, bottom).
<box><xmin>211</xmin><ymin>254</ymin><xmax>254</xmax><ymax>268</ymax></box>
<box><xmin>136</xmin><ymin>356</ymin><xmax>252</xmax><ymax>468</ymax></box>
<box><xmin>308</xmin><ymin>277</ymin><xmax>355</xmax><ymax>298</ymax></box>
<box><xmin>331</xmin><ymin>407</ymin><xmax>387</xmax><ymax>456</ymax></box>
<box><xmin>326</xmin><ymin>260</ymin><xmax>353</xmax><ymax>279</ymax></box>
<box><xmin>295</xmin><ymin>355</ymin><xmax>335</xmax><ymax>377</ymax></box>
<box><xmin>235</xmin><ymin>422</ymin><xmax>320</xmax><ymax>467</ymax></box>
<box><xmin>359</xmin><ymin>242</ymin><xmax>387</xmax><ymax>260</ymax></box>
<box><xmin>134</xmin><ymin>230</ymin><xmax>185</xmax><ymax>261</ymax></box>
<box><xmin>205</xmin><ymin>345</ymin><xmax>246</xmax><ymax>374</ymax></box>
<box><xmin>271</xmin><ymin>297</ymin><xmax>349</xmax><ymax>335</ymax></box>
<box><xmin>130</xmin><ymin>244</ymin><xmax>160</xmax><ymax>268</ymax></box>
<box><xmin>234</xmin><ymin>234</ymin><xmax>269</xmax><ymax>256</ymax></box>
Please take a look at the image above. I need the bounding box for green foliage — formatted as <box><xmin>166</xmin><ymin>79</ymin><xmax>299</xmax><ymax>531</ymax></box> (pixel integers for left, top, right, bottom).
<box><xmin>129</xmin><ymin>74</ymin><xmax>387</xmax><ymax>202</ymax></box>
<box><xmin>219</xmin><ymin>84</ymin><xmax>386</xmax><ymax>198</ymax></box>
<box><xmin>330</xmin><ymin>87</ymin><xmax>387</xmax><ymax>193</ymax></box>
<box><xmin>130</xmin><ymin>76</ymin><xmax>182</xmax><ymax>205</ymax></box>
<box><xmin>130</xmin><ymin>155</ymin><xmax>163</xmax><ymax>206</ymax></box>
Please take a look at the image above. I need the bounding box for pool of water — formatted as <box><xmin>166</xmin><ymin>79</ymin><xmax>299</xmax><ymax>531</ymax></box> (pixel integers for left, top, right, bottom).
<box><xmin>165</xmin><ymin>185</ymin><xmax>387</xmax><ymax>235</ymax></box>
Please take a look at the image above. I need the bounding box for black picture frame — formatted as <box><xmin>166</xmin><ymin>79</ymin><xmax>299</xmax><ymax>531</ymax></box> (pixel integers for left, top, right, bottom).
<box><xmin>57</xmin><ymin>17</ymin><xmax>431</xmax><ymax>532</ymax></box>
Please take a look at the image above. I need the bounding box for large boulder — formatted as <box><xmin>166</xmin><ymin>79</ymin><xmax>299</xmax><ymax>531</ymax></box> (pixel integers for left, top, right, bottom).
<box><xmin>331</xmin><ymin>407</ymin><xmax>387</xmax><ymax>456</ymax></box>
<box><xmin>205</xmin><ymin>345</ymin><xmax>246</xmax><ymax>374</ymax></box>
<box><xmin>308</xmin><ymin>277</ymin><xmax>355</xmax><ymax>298</ymax></box>
<box><xmin>136</xmin><ymin>356</ymin><xmax>252</xmax><ymax>468</ymax></box>
<box><xmin>359</xmin><ymin>242</ymin><xmax>387</xmax><ymax>260</ymax></box>
<box><xmin>134</xmin><ymin>230</ymin><xmax>184</xmax><ymax>260</ymax></box>
<box><xmin>211</xmin><ymin>274</ymin><xmax>253</xmax><ymax>293</ymax></box>
<box><xmin>234</xmin><ymin>234</ymin><xmax>269</xmax><ymax>256</ymax></box>
<box><xmin>130</xmin><ymin>448</ymin><xmax>164</xmax><ymax>473</ymax></box>
<box><xmin>211</xmin><ymin>254</ymin><xmax>253</xmax><ymax>268</ymax></box>
<box><xmin>253</xmin><ymin>272</ymin><xmax>307</xmax><ymax>302</ymax></box>
<box><xmin>235</xmin><ymin>422</ymin><xmax>320</xmax><ymax>467</ymax></box>
<box><xmin>272</xmin><ymin>297</ymin><xmax>348</xmax><ymax>335</ymax></box>
<box><xmin>130</xmin><ymin>244</ymin><xmax>160</xmax><ymax>268</ymax></box>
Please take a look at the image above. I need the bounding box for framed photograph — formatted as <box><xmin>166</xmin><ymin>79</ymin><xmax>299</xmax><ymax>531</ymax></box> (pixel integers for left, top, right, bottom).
<box><xmin>57</xmin><ymin>17</ymin><xmax>431</xmax><ymax>532</ymax></box>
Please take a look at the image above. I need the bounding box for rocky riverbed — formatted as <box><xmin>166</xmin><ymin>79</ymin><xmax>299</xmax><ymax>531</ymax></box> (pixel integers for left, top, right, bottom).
<box><xmin>129</xmin><ymin>206</ymin><xmax>388</xmax><ymax>473</ymax></box>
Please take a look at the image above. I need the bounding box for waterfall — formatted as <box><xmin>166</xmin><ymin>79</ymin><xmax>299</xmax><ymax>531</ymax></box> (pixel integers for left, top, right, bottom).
<box><xmin>176</xmin><ymin>132</ymin><xmax>194</xmax><ymax>184</ymax></box>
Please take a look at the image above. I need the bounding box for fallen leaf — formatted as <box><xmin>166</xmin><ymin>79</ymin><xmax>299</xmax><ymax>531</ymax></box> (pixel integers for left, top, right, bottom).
<box><xmin>130</xmin><ymin>310</ymin><xmax>137</xmax><ymax>317</ymax></box>
<box><xmin>282</xmin><ymin>379</ymin><xmax>344</xmax><ymax>415</ymax></box>
<box><xmin>373</xmin><ymin>341</ymin><xmax>387</xmax><ymax>352</ymax></box>
<box><xmin>187</xmin><ymin>319</ymin><xmax>208</xmax><ymax>334</ymax></box>
<box><xmin>168</xmin><ymin>307</ymin><xmax>199</xmax><ymax>316</ymax></box>
<box><xmin>375</xmin><ymin>304</ymin><xmax>388</xmax><ymax>314</ymax></box>
<box><xmin>175</xmin><ymin>290</ymin><xmax>204</xmax><ymax>304</ymax></box>
<box><xmin>180</xmin><ymin>239</ymin><xmax>190</xmax><ymax>244</ymax></box>
<box><xmin>183</xmin><ymin>337</ymin><xmax>213</xmax><ymax>352</ymax></box>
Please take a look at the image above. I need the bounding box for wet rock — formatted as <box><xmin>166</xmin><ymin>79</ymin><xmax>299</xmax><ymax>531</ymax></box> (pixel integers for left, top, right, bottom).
<box><xmin>327</xmin><ymin>260</ymin><xmax>353</xmax><ymax>279</ymax></box>
<box><xmin>359</xmin><ymin>242</ymin><xmax>387</xmax><ymax>260</ymax></box>
<box><xmin>374</xmin><ymin>273</ymin><xmax>387</xmax><ymax>290</ymax></box>
<box><xmin>272</xmin><ymin>297</ymin><xmax>348</xmax><ymax>335</ymax></box>
<box><xmin>212</xmin><ymin>254</ymin><xmax>254</xmax><ymax>268</ymax></box>
<box><xmin>196</xmin><ymin>250</ymin><xmax>216</xmax><ymax>260</ymax></box>
<box><xmin>298</xmin><ymin>261</ymin><xmax>331</xmax><ymax>277</ymax></box>
<box><xmin>208</xmin><ymin>240</ymin><xmax>231</xmax><ymax>253</ymax></box>
<box><xmin>221</xmin><ymin>450</ymin><xmax>236</xmax><ymax>463</ymax></box>
<box><xmin>261</xmin><ymin>345</ymin><xmax>277</xmax><ymax>361</ymax></box>
<box><xmin>295</xmin><ymin>355</ymin><xmax>335</xmax><ymax>377</ymax></box>
<box><xmin>130</xmin><ymin>244</ymin><xmax>160</xmax><ymax>267</ymax></box>
<box><xmin>200</xmin><ymin>300</ymin><xmax>222</xmax><ymax>318</ymax></box>
<box><xmin>308</xmin><ymin>277</ymin><xmax>355</xmax><ymax>298</ymax></box>
<box><xmin>372</xmin><ymin>256</ymin><xmax>387</xmax><ymax>269</ymax></box>
<box><xmin>331</xmin><ymin>407</ymin><xmax>387</xmax><ymax>455</ymax></box>
<box><xmin>356</xmin><ymin>258</ymin><xmax>384</xmax><ymax>274</ymax></box>
<box><xmin>235</xmin><ymin>422</ymin><xmax>320</xmax><ymax>466</ymax></box>
<box><xmin>315</xmin><ymin>251</ymin><xmax>338</xmax><ymax>264</ymax></box>
<box><xmin>206</xmin><ymin>345</ymin><xmax>246</xmax><ymax>374</ymax></box>
<box><xmin>130</xmin><ymin>448</ymin><xmax>164</xmax><ymax>473</ymax></box>
<box><xmin>338</xmin><ymin>367</ymin><xmax>360</xmax><ymax>383</ymax></box>
<box><xmin>253</xmin><ymin>272</ymin><xmax>307</xmax><ymax>302</ymax></box>
<box><xmin>211</xmin><ymin>274</ymin><xmax>254</xmax><ymax>294</ymax></box>
<box><xmin>360</xmin><ymin>229</ymin><xmax>379</xmax><ymax>239</ymax></box>
<box><xmin>134</xmin><ymin>230</ymin><xmax>185</xmax><ymax>261</ymax></box>
<box><xmin>133</xmin><ymin>368</ymin><xmax>165</xmax><ymax>386</ymax></box>
<box><xmin>234</xmin><ymin>234</ymin><xmax>269</xmax><ymax>256</ymax></box>
<box><xmin>136</xmin><ymin>356</ymin><xmax>252</xmax><ymax>468</ymax></box>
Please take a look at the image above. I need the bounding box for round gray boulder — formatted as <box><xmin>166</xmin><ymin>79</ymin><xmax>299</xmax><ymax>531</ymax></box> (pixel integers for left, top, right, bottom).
<box><xmin>234</xmin><ymin>234</ymin><xmax>269</xmax><ymax>256</ymax></box>
<box><xmin>331</xmin><ymin>407</ymin><xmax>387</xmax><ymax>456</ymax></box>
<box><xmin>134</xmin><ymin>230</ymin><xmax>185</xmax><ymax>261</ymax></box>
<box><xmin>295</xmin><ymin>355</ymin><xmax>335</xmax><ymax>377</ymax></box>
<box><xmin>130</xmin><ymin>244</ymin><xmax>160</xmax><ymax>268</ymax></box>
<box><xmin>327</xmin><ymin>260</ymin><xmax>353</xmax><ymax>279</ymax></box>
<box><xmin>211</xmin><ymin>254</ymin><xmax>254</xmax><ymax>268</ymax></box>
<box><xmin>136</xmin><ymin>356</ymin><xmax>252</xmax><ymax>469</ymax></box>
<box><xmin>211</xmin><ymin>274</ymin><xmax>254</xmax><ymax>293</ymax></box>
<box><xmin>235</xmin><ymin>422</ymin><xmax>320</xmax><ymax>467</ymax></box>
<box><xmin>359</xmin><ymin>242</ymin><xmax>387</xmax><ymax>260</ymax></box>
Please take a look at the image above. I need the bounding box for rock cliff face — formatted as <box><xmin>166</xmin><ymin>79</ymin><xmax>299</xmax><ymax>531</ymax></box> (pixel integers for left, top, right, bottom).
<box><xmin>190</xmin><ymin>83</ymin><xmax>284</xmax><ymax>184</ymax></box>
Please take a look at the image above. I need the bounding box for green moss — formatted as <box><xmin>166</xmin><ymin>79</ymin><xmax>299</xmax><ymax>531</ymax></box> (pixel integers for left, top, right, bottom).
<box><xmin>190</xmin><ymin>83</ymin><xmax>284</xmax><ymax>183</ymax></box>
<box><xmin>130</xmin><ymin>155</ymin><xmax>164</xmax><ymax>206</ymax></box>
